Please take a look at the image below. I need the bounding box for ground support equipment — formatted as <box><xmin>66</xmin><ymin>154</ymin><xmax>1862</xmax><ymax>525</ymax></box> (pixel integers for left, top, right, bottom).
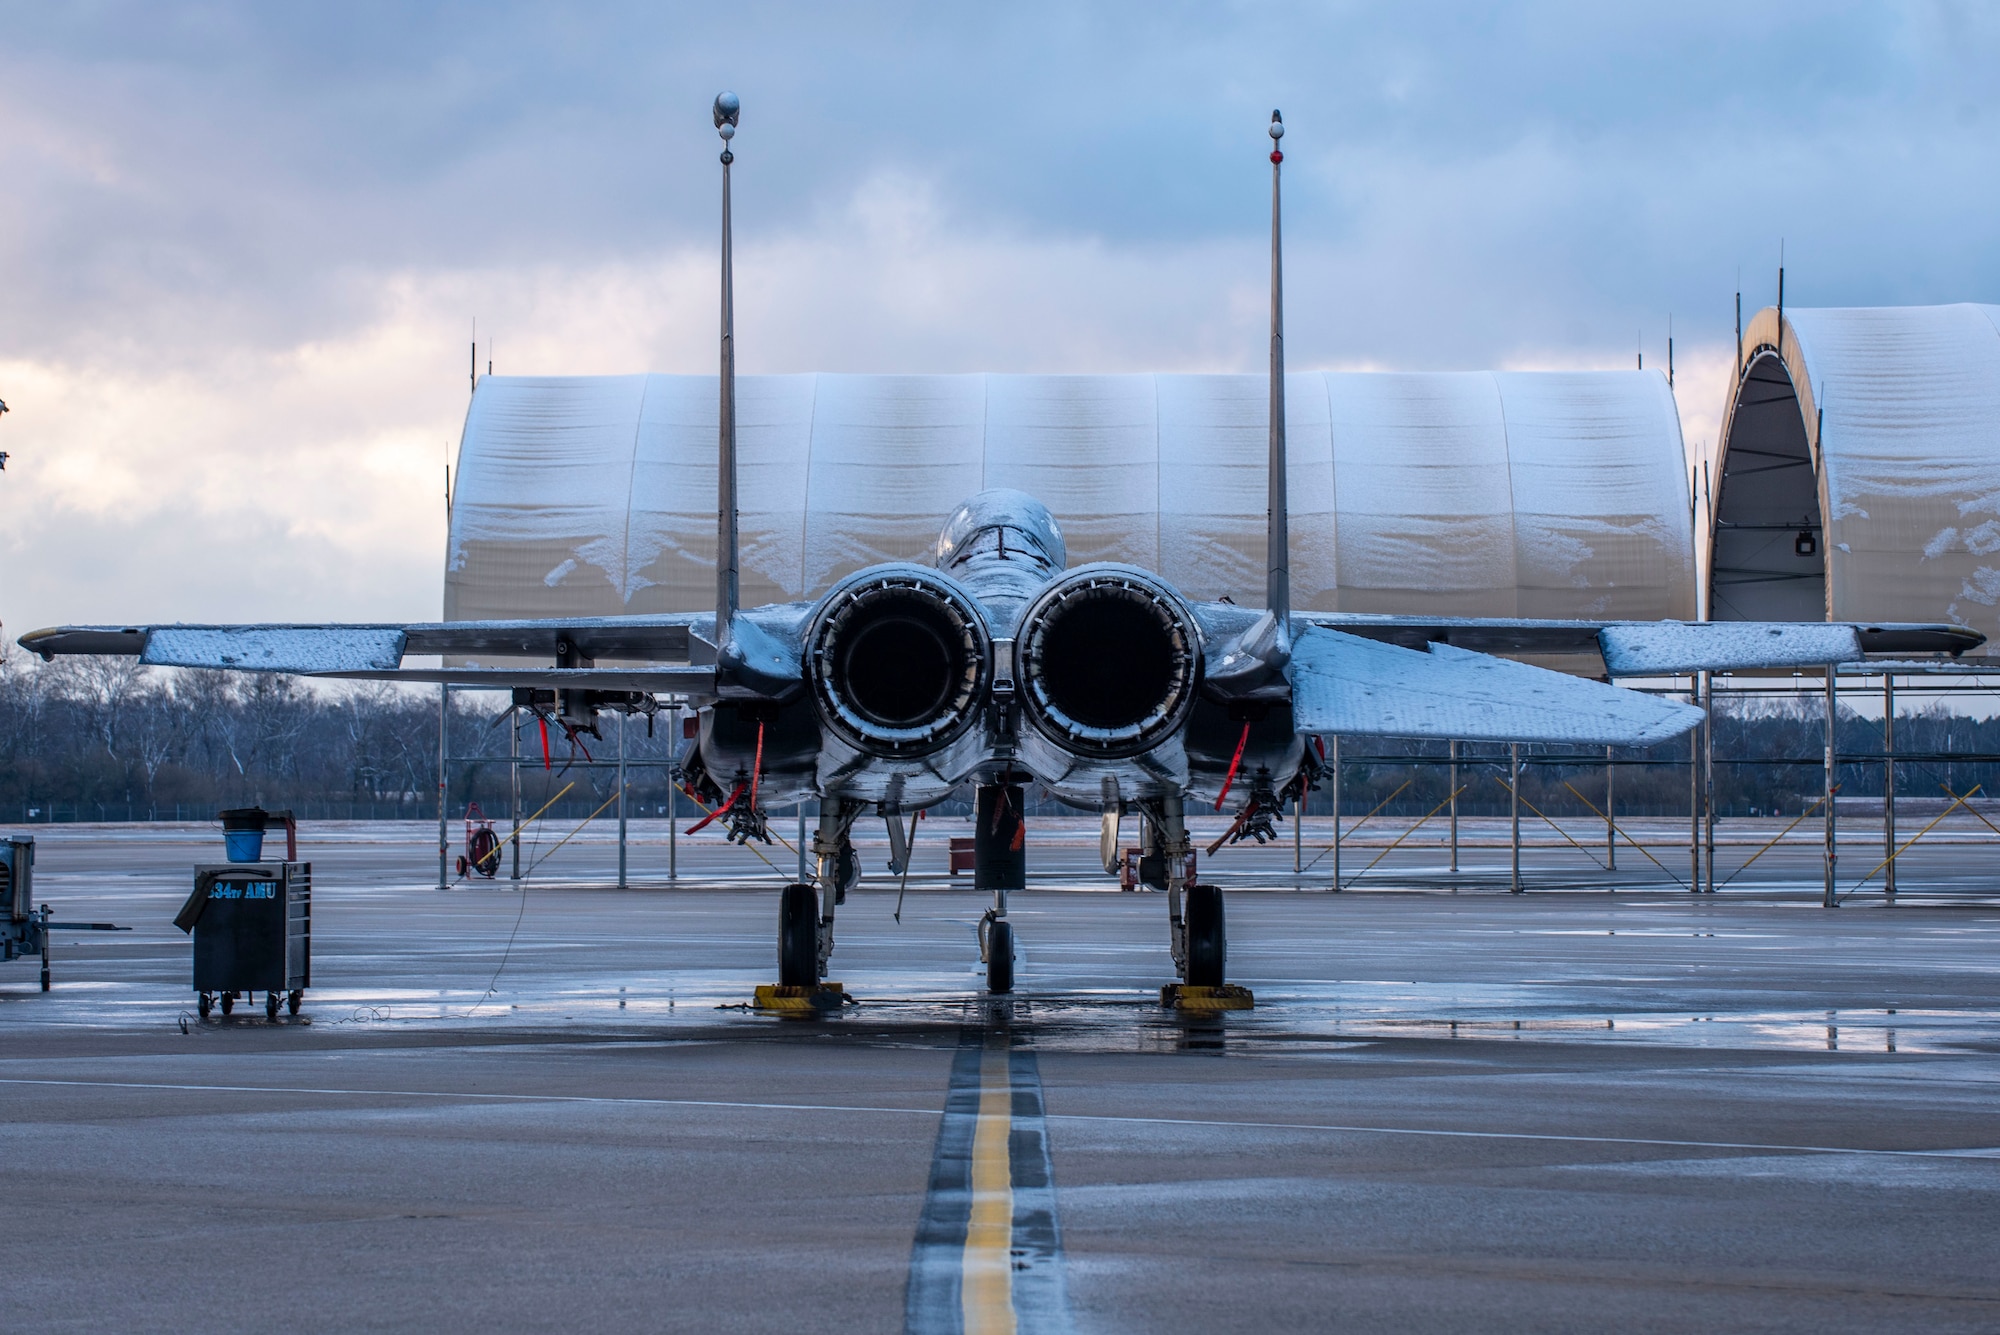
<box><xmin>178</xmin><ymin>862</ymin><xmax>310</xmax><ymax>1020</ymax></box>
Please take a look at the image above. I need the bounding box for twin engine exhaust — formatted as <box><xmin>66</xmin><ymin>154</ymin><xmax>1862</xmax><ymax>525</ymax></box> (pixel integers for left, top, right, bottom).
<box><xmin>807</xmin><ymin>562</ymin><xmax>1201</xmax><ymax>763</ymax></box>
<box><xmin>807</xmin><ymin>567</ymin><xmax>990</xmax><ymax>757</ymax></box>
<box><xmin>1016</xmin><ymin>565</ymin><xmax>1200</xmax><ymax>760</ymax></box>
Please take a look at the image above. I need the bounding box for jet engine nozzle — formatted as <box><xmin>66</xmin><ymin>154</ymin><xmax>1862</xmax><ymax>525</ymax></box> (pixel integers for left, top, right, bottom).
<box><xmin>1018</xmin><ymin>565</ymin><xmax>1200</xmax><ymax>759</ymax></box>
<box><xmin>807</xmin><ymin>566</ymin><xmax>990</xmax><ymax>757</ymax></box>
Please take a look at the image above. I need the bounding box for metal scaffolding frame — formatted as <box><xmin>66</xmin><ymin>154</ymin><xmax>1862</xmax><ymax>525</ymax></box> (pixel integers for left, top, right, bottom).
<box><xmin>424</xmin><ymin>667</ymin><xmax>2000</xmax><ymax>899</ymax></box>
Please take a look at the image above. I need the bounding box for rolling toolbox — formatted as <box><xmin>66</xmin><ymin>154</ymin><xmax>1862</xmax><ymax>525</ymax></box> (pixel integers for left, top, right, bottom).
<box><xmin>176</xmin><ymin>862</ymin><xmax>310</xmax><ymax>1019</ymax></box>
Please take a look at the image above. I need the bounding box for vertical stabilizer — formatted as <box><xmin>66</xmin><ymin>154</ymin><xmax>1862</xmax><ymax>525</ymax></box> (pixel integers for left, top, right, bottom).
<box><xmin>1266</xmin><ymin>109</ymin><xmax>1290</xmax><ymax>631</ymax></box>
<box><xmin>714</xmin><ymin>92</ymin><xmax>742</xmax><ymax>654</ymax></box>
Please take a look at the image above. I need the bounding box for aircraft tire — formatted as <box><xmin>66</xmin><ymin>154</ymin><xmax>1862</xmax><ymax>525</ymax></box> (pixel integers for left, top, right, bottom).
<box><xmin>986</xmin><ymin>920</ymin><xmax>1015</xmax><ymax>995</ymax></box>
<box><xmin>1185</xmin><ymin>884</ymin><xmax>1225</xmax><ymax>987</ymax></box>
<box><xmin>265</xmin><ymin>990</ymin><xmax>280</xmax><ymax>1021</ymax></box>
<box><xmin>220</xmin><ymin>992</ymin><xmax>235</xmax><ymax>1016</ymax></box>
<box><xmin>778</xmin><ymin>883</ymin><xmax>819</xmax><ymax>986</ymax></box>
<box><xmin>288</xmin><ymin>990</ymin><xmax>303</xmax><ymax>1015</ymax></box>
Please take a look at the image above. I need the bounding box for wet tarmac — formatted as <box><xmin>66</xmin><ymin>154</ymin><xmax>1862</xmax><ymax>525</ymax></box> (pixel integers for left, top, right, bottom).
<box><xmin>5</xmin><ymin>823</ymin><xmax>2000</xmax><ymax>1332</ymax></box>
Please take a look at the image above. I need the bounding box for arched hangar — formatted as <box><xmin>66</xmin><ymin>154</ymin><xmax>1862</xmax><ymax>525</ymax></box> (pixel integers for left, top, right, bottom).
<box><xmin>448</xmin><ymin>370</ymin><xmax>1695</xmax><ymax>627</ymax></box>
<box><xmin>1710</xmin><ymin>303</ymin><xmax>2000</xmax><ymax>653</ymax></box>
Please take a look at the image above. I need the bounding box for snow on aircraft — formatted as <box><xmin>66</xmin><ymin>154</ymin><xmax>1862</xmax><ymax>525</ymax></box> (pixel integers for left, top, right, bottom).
<box><xmin>20</xmin><ymin>100</ymin><xmax>1981</xmax><ymax>1000</ymax></box>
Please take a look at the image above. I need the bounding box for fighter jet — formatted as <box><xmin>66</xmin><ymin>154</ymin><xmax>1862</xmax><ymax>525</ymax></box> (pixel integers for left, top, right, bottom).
<box><xmin>20</xmin><ymin>101</ymin><xmax>1981</xmax><ymax>1000</ymax></box>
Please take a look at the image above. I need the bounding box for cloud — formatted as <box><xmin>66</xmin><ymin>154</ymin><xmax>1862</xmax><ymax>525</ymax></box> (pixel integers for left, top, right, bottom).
<box><xmin>2</xmin><ymin>2</ymin><xmax>1997</xmax><ymax>636</ymax></box>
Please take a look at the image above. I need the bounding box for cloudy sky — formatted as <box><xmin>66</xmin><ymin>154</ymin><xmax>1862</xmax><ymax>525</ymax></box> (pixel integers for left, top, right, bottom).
<box><xmin>2</xmin><ymin>2</ymin><xmax>1996</xmax><ymax>638</ymax></box>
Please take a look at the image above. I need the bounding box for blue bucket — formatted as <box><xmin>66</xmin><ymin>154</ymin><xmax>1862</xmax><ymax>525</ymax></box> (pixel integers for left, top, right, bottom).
<box><xmin>224</xmin><ymin>829</ymin><xmax>266</xmax><ymax>863</ymax></box>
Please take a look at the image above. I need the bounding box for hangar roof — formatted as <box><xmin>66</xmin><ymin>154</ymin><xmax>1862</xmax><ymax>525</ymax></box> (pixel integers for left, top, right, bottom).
<box><xmin>447</xmin><ymin>371</ymin><xmax>1695</xmax><ymax>624</ymax></box>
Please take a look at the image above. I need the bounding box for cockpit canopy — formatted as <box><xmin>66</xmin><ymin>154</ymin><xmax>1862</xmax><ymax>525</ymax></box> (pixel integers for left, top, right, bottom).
<box><xmin>934</xmin><ymin>489</ymin><xmax>1067</xmax><ymax>573</ymax></box>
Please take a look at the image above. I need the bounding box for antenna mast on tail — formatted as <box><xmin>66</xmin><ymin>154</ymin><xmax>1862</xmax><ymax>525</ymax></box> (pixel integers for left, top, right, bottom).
<box><xmin>1266</xmin><ymin>109</ymin><xmax>1290</xmax><ymax>631</ymax></box>
<box><xmin>715</xmin><ymin>91</ymin><xmax>742</xmax><ymax>655</ymax></box>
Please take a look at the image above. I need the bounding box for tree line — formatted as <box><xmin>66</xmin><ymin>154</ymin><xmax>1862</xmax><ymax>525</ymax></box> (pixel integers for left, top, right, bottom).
<box><xmin>3</xmin><ymin>652</ymin><xmax>1997</xmax><ymax>822</ymax></box>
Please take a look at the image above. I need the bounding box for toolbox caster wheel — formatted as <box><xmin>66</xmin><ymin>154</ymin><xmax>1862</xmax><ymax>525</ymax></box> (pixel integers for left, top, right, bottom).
<box><xmin>220</xmin><ymin>992</ymin><xmax>235</xmax><ymax>1016</ymax></box>
<box><xmin>265</xmin><ymin>991</ymin><xmax>280</xmax><ymax>1021</ymax></box>
<box><xmin>288</xmin><ymin>990</ymin><xmax>302</xmax><ymax>1015</ymax></box>
<box><xmin>986</xmin><ymin>920</ymin><xmax>1015</xmax><ymax>995</ymax></box>
<box><xmin>198</xmin><ymin>993</ymin><xmax>212</xmax><ymax>1018</ymax></box>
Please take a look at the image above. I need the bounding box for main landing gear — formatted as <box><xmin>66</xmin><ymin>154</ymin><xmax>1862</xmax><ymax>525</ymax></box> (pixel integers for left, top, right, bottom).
<box><xmin>758</xmin><ymin>799</ymin><xmax>860</xmax><ymax>1013</ymax></box>
<box><xmin>980</xmin><ymin>913</ymin><xmax>1014</xmax><ymax>995</ymax></box>
<box><xmin>777</xmin><ymin>883</ymin><xmax>817</xmax><ymax>987</ymax></box>
<box><xmin>1144</xmin><ymin>793</ymin><xmax>1253</xmax><ymax>1011</ymax></box>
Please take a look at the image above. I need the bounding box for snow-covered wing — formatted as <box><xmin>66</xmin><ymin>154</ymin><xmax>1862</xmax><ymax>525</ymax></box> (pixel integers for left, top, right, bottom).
<box><xmin>1296</xmin><ymin>613</ymin><xmax>1978</xmax><ymax>667</ymax></box>
<box><xmin>329</xmin><ymin>667</ymin><xmax>717</xmax><ymax>692</ymax></box>
<box><xmin>1598</xmin><ymin>622</ymin><xmax>1861</xmax><ymax>676</ymax></box>
<box><xmin>1290</xmin><ymin>626</ymin><xmax>1701</xmax><ymax>746</ymax></box>
<box><xmin>142</xmin><ymin>627</ymin><xmax>407</xmax><ymax>673</ymax></box>
<box><xmin>20</xmin><ymin>614</ymin><xmax>714</xmax><ymax>668</ymax></box>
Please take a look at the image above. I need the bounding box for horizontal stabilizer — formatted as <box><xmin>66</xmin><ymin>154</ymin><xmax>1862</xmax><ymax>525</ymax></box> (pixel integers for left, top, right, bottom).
<box><xmin>325</xmin><ymin>667</ymin><xmax>717</xmax><ymax>693</ymax></box>
<box><xmin>142</xmin><ymin>627</ymin><xmax>407</xmax><ymax>673</ymax></box>
<box><xmin>1598</xmin><ymin>623</ymin><xmax>1860</xmax><ymax>676</ymax></box>
<box><xmin>1291</xmin><ymin>626</ymin><xmax>1702</xmax><ymax>747</ymax></box>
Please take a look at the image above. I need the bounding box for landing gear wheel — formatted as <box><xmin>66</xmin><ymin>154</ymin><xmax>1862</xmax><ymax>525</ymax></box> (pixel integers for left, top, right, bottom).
<box><xmin>1185</xmin><ymin>884</ymin><xmax>1225</xmax><ymax>988</ymax></box>
<box><xmin>986</xmin><ymin>919</ymin><xmax>1015</xmax><ymax>995</ymax></box>
<box><xmin>265</xmin><ymin>990</ymin><xmax>280</xmax><ymax>1021</ymax></box>
<box><xmin>198</xmin><ymin>992</ymin><xmax>212</xmax><ymax>1018</ymax></box>
<box><xmin>287</xmin><ymin>990</ymin><xmax>303</xmax><ymax>1015</ymax></box>
<box><xmin>220</xmin><ymin>992</ymin><xmax>235</xmax><ymax>1016</ymax></box>
<box><xmin>778</xmin><ymin>883</ymin><xmax>819</xmax><ymax>987</ymax></box>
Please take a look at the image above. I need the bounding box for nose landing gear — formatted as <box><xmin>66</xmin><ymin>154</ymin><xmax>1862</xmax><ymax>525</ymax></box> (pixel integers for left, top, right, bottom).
<box><xmin>980</xmin><ymin>911</ymin><xmax>1014</xmax><ymax>995</ymax></box>
<box><xmin>1147</xmin><ymin>793</ymin><xmax>1254</xmax><ymax>1011</ymax></box>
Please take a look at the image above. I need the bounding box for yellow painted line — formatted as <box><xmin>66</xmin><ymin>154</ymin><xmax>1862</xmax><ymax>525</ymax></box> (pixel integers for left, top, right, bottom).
<box><xmin>962</xmin><ymin>1042</ymin><xmax>1016</xmax><ymax>1335</ymax></box>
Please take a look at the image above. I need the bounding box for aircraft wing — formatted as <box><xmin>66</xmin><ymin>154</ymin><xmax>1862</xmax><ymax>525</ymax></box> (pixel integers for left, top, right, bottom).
<box><xmin>15</xmin><ymin>614</ymin><xmax>731</xmax><ymax>694</ymax></box>
<box><xmin>1290</xmin><ymin>625</ymin><xmax>1702</xmax><ymax>747</ymax></box>
<box><xmin>1298</xmin><ymin>614</ymin><xmax>1982</xmax><ymax>674</ymax></box>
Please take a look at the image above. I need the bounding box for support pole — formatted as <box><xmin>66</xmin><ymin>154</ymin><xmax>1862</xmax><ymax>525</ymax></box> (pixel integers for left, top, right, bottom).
<box><xmin>1703</xmin><ymin>670</ymin><xmax>1716</xmax><ymax>894</ymax></box>
<box><xmin>1883</xmin><ymin>675</ymin><xmax>1896</xmax><ymax>903</ymax></box>
<box><xmin>510</xmin><ymin>708</ymin><xmax>521</xmax><ymax>881</ymax></box>
<box><xmin>1293</xmin><ymin>793</ymin><xmax>1301</xmax><ymax>873</ymax></box>
<box><xmin>667</xmin><ymin>703</ymin><xmax>679</xmax><ymax>882</ymax></box>
<box><xmin>1509</xmin><ymin>743</ymin><xmax>1521</xmax><ymax>894</ymax></box>
<box><xmin>1690</xmin><ymin>678</ymin><xmax>1701</xmax><ymax>894</ymax></box>
<box><xmin>1448</xmin><ymin>739</ymin><xmax>1460</xmax><ymax>873</ymax></box>
<box><xmin>617</xmin><ymin>709</ymin><xmax>628</xmax><ymax>889</ymax></box>
<box><xmin>1824</xmin><ymin>666</ymin><xmax>1838</xmax><ymax>908</ymax></box>
<box><xmin>1331</xmin><ymin>736</ymin><xmax>1341</xmax><ymax>890</ymax></box>
<box><xmin>437</xmin><ymin>685</ymin><xmax>449</xmax><ymax>891</ymax></box>
<box><xmin>797</xmin><ymin>804</ymin><xmax>808</xmax><ymax>882</ymax></box>
<box><xmin>1605</xmin><ymin>744</ymin><xmax>1616</xmax><ymax>871</ymax></box>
